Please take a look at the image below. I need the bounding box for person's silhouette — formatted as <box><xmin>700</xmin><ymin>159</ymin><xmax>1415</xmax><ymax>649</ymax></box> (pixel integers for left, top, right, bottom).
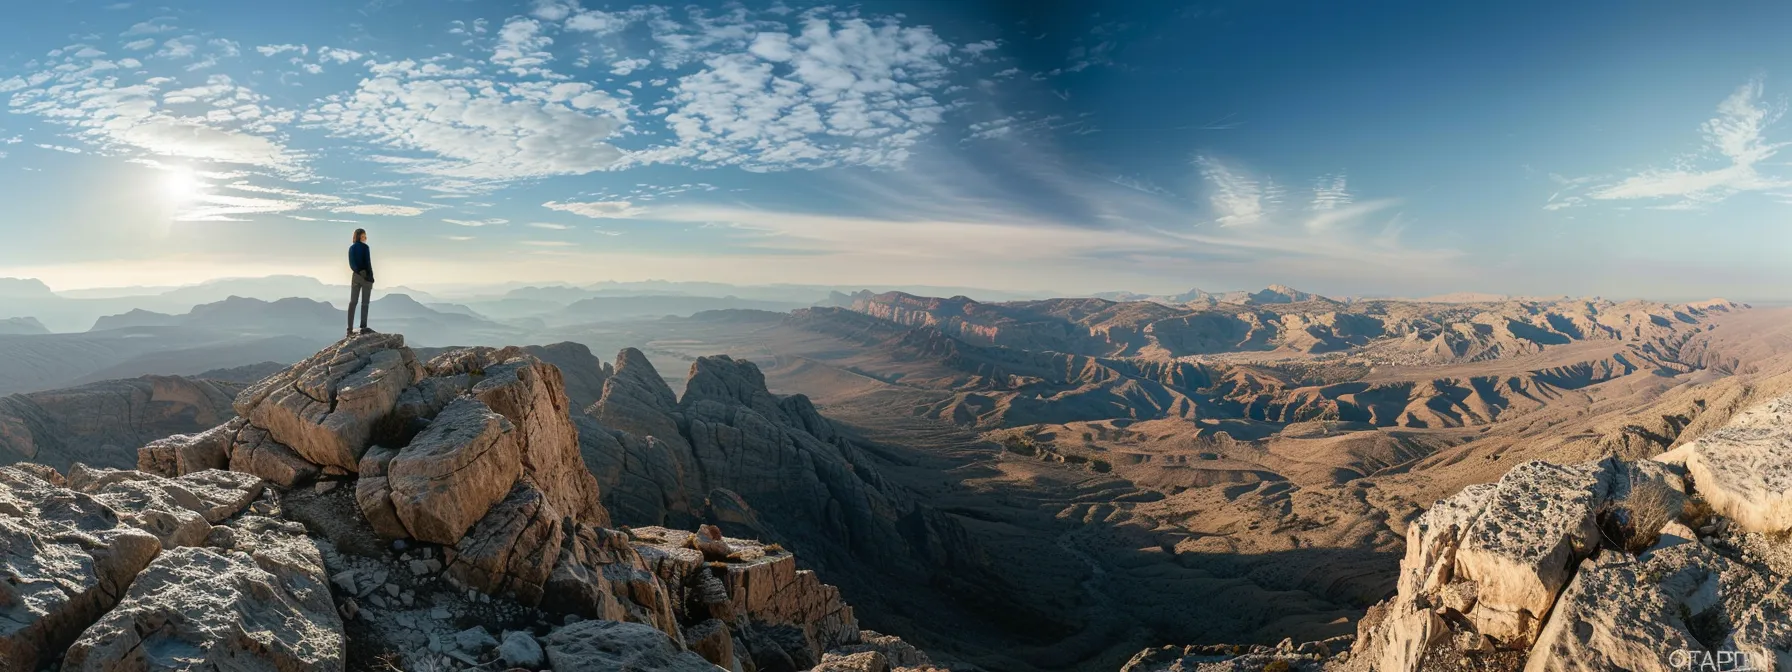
<box><xmin>347</xmin><ymin>228</ymin><xmax>374</xmax><ymax>337</ymax></box>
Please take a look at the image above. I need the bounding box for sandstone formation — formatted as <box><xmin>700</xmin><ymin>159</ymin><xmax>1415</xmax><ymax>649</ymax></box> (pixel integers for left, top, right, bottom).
<box><xmin>47</xmin><ymin>333</ymin><xmax>943</xmax><ymax>672</ymax></box>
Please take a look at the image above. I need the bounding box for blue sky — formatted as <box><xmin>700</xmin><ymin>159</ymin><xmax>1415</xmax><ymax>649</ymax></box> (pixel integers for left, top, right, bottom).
<box><xmin>2</xmin><ymin>0</ymin><xmax>1791</xmax><ymax>300</ymax></box>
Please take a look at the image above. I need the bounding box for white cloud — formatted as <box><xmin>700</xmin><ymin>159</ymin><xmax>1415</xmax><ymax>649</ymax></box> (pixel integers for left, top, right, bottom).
<box><xmin>492</xmin><ymin>18</ymin><xmax>553</xmax><ymax>76</ymax></box>
<box><xmin>1569</xmin><ymin>77</ymin><xmax>1791</xmax><ymax>209</ymax></box>
<box><xmin>257</xmin><ymin>44</ymin><xmax>306</xmax><ymax>57</ymax></box>
<box><xmin>310</xmin><ymin>60</ymin><xmax>629</xmax><ymax>181</ymax></box>
<box><xmin>643</xmin><ymin>16</ymin><xmax>955</xmax><ymax>171</ymax></box>
<box><xmin>317</xmin><ymin>47</ymin><xmax>363</xmax><ymax>64</ymax></box>
<box><xmin>528</xmin><ymin>222</ymin><xmax>570</xmax><ymax>229</ymax></box>
<box><xmin>335</xmin><ymin>204</ymin><xmax>425</xmax><ymax>216</ymax></box>
<box><xmin>610</xmin><ymin>57</ymin><xmax>650</xmax><ymax>76</ymax></box>
<box><xmin>1310</xmin><ymin>174</ymin><xmax>1351</xmax><ymax>211</ymax></box>
<box><xmin>122</xmin><ymin>19</ymin><xmax>175</xmax><ymax>36</ymax></box>
<box><xmin>543</xmin><ymin>200</ymin><xmax>643</xmax><ymax>218</ymax></box>
<box><xmin>444</xmin><ymin>218</ymin><xmax>508</xmax><ymax>226</ymax></box>
<box><xmin>1196</xmin><ymin>155</ymin><xmax>1282</xmax><ymax>226</ymax></box>
<box><xmin>123</xmin><ymin>38</ymin><xmax>156</xmax><ymax>51</ymax></box>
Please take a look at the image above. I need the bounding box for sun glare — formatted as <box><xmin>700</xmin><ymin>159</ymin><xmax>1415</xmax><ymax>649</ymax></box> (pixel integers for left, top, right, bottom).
<box><xmin>161</xmin><ymin>169</ymin><xmax>202</xmax><ymax>204</ymax></box>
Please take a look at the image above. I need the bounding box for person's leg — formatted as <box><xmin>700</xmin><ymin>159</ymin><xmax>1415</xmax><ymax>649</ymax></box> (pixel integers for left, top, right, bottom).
<box><xmin>346</xmin><ymin>279</ymin><xmax>359</xmax><ymax>335</ymax></box>
<box><xmin>357</xmin><ymin>279</ymin><xmax>371</xmax><ymax>330</ymax></box>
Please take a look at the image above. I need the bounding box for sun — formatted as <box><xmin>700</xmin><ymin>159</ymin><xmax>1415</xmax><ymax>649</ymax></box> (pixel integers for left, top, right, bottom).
<box><xmin>161</xmin><ymin>168</ymin><xmax>202</xmax><ymax>204</ymax></box>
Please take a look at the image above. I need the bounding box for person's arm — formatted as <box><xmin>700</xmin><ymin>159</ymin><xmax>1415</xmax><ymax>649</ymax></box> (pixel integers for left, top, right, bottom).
<box><xmin>365</xmin><ymin>246</ymin><xmax>375</xmax><ymax>284</ymax></box>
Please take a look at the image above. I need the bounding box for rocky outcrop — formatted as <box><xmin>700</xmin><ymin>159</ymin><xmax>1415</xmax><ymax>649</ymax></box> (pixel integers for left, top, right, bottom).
<box><xmin>84</xmin><ymin>333</ymin><xmax>942</xmax><ymax>672</ymax></box>
<box><xmin>386</xmin><ymin>397</ymin><xmax>524</xmax><ymax>545</ymax></box>
<box><xmin>580</xmin><ymin>350</ymin><xmax>937</xmax><ymax>587</ymax></box>
<box><xmin>0</xmin><ymin>466</ymin><xmax>163</xmax><ymax>670</ymax></box>
<box><xmin>233</xmin><ymin>333</ymin><xmax>421</xmax><ymax>472</ymax></box>
<box><xmin>1337</xmin><ymin>392</ymin><xmax>1792</xmax><ymax>672</ymax></box>
<box><xmin>0</xmin><ymin>375</ymin><xmax>241</xmax><ymax>471</ymax></box>
<box><xmin>62</xmin><ymin>517</ymin><xmax>344</xmax><ymax>671</ymax></box>
<box><xmin>1667</xmin><ymin>394</ymin><xmax>1792</xmax><ymax>534</ymax></box>
<box><xmin>137</xmin><ymin>416</ymin><xmax>242</xmax><ymax>476</ymax></box>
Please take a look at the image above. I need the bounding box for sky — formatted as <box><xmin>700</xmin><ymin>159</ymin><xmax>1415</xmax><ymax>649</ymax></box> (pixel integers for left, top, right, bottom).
<box><xmin>2</xmin><ymin>0</ymin><xmax>1792</xmax><ymax>300</ymax></box>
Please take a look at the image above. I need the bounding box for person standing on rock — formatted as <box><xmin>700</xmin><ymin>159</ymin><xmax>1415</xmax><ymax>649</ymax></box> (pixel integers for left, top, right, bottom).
<box><xmin>347</xmin><ymin>228</ymin><xmax>374</xmax><ymax>338</ymax></box>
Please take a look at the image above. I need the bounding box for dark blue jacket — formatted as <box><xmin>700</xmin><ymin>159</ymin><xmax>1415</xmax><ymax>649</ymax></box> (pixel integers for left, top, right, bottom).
<box><xmin>349</xmin><ymin>242</ymin><xmax>374</xmax><ymax>283</ymax></box>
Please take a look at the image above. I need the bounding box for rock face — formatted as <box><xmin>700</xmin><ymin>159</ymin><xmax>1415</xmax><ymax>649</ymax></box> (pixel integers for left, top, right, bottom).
<box><xmin>580</xmin><ymin>350</ymin><xmax>940</xmax><ymax>591</ymax></box>
<box><xmin>0</xmin><ymin>375</ymin><xmax>242</xmax><ymax>471</ymax></box>
<box><xmin>386</xmin><ymin>397</ymin><xmax>523</xmax><ymax>544</ymax></box>
<box><xmin>62</xmin><ymin>519</ymin><xmax>344</xmax><ymax>671</ymax></box>
<box><xmin>1670</xmin><ymin>394</ymin><xmax>1792</xmax><ymax>534</ymax></box>
<box><xmin>83</xmin><ymin>334</ymin><xmax>943</xmax><ymax>672</ymax></box>
<box><xmin>233</xmin><ymin>333</ymin><xmax>420</xmax><ymax>472</ymax></box>
<box><xmin>0</xmin><ymin>466</ymin><xmax>162</xmax><ymax>670</ymax></box>
<box><xmin>1340</xmin><ymin>391</ymin><xmax>1792</xmax><ymax>672</ymax></box>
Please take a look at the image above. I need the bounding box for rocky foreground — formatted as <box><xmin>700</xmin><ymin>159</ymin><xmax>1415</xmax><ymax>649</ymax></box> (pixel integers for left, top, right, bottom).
<box><xmin>1125</xmin><ymin>394</ymin><xmax>1792</xmax><ymax>672</ymax></box>
<box><xmin>0</xmin><ymin>333</ymin><xmax>947</xmax><ymax>671</ymax></box>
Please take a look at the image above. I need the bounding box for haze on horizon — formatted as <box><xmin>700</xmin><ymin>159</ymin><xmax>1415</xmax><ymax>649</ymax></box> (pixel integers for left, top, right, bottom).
<box><xmin>1</xmin><ymin>0</ymin><xmax>1790</xmax><ymax>301</ymax></box>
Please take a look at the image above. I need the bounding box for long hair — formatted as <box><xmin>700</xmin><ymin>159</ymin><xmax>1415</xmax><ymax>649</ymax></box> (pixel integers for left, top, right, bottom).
<box><xmin>353</xmin><ymin>228</ymin><xmax>366</xmax><ymax>243</ymax></box>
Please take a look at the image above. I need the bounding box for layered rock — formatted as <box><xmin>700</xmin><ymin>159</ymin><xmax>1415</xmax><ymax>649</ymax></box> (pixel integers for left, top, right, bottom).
<box><xmin>0</xmin><ymin>466</ymin><xmax>163</xmax><ymax>670</ymax></box>
<box><xmin>233</xmin><ymin>333</ymin><xmax>420</xmax><ymax>472</ymax></box>
<box><xmin>385</xmin><ymin>397</ymin><xmax>523</xmax><ymax>544</ymax></box>
<box><xmin>138</xmin><ymin>416</ymin><xmax>243</xmax><ymax>476</ymax></box>
<box><xmin>1341</xmin><ymin>392</ymin><xmax>1792</xmax><ymax>672</ymax></box>
<box><xmin>62</xmin><ymin>517</ymin><xmax>344</xmax><ymax>671</ymax></box>
<box><xmin>580</xmin><ymin>350</ymin><xmax>935</xmax><ymax>584</ymax></box>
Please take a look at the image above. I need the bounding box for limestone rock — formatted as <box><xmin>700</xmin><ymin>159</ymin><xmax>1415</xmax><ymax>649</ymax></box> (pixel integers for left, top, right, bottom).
<box><xmin>542</xmin><ymin>619</ymin><xmax>721</xmax><ymax>672</ymax></box>
<box><xmin>444</xmin><ymin>479</ymin><xmax>565</xmax><ymax>605</ymax></box>
<box><xmin>540</xmin><ymin>522</ymin><xmax>679</xmax><ymax>638</ymax></box>
<box><xmin>62</xmin><ymin>521</ymin><xmax>344</xmax><ymax>671</ymax></box>
<box><xmin>470</xmin><ymin>356</ymin><xmax>607</xmax><ymax>526</ymax></box>
<box><xmin>1523</xmin><ymin>538</ymin><xmax>1717</xmax><ymax>672</ymax></box>
<box><xmin>171</xmin><ymin>468</ymin><xmax>264</xmax><ymax>523</ymax></box>
<box><xmin>83</xmin><ymin>475</ymin><xmax>211</xmax><ymax>549</ymax></box>
<box><xmin>138</xmin><ymin>417</ymin><xmax>244</xmax><ymax>477</ymax></box>
<box><xmin>815</xmin><ymin>651</ymin><xmax>890</xmax><ymax>672</ymax></box>
<box><xmin>1677</xmin><ymin>397</ymin><xmax>1792</xmax><ymax>534</ymax></box>
<box><xmin>1452</xmin><ymin>459</ymin><xmax>1611</xmax><ymax>645</ymax></box>
<box><xmin>353</xmin><ymin>444</ymin><xmax>408</xmax><ymax>539</ymax></box>
<box><xmin>633</xmin><ymin>526</ymin><xmax>858</xmax><ymax>665</ymax></box>
<box><xmin>233</xmin><ymin>333</ymin><xmax>419</xmax><ymax>472</ymax></box>
<box><xmin>0</xmin><ymin>465</ymin><xmax>163</xmax><ymax>670</ymax></box>
<box><xmin>230</xmin><ymin>424</ymin><xmax>321</xmax><ymax>488</ymax></box>
<box><xmin>386</xmin><ymin>397</ymin><xmax>522</xmax><ymax>544</ymax></box>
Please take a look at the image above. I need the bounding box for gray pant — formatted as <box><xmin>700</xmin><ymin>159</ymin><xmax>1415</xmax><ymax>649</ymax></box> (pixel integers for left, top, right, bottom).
<box><xmin>348</xmin><ymin>272</ymin><xmax>372</xmax><ymax>331</ymax></box>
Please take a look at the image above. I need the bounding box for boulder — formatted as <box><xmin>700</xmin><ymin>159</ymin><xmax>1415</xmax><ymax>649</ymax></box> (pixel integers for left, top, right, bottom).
<box><xmin>498</xmin><ymin>630</ymin><xmax>545</xmax><ymax>668</ymax></box>
<box><xmin>386</xmin><ymin>397</ymin><xmax>523</xmax><ymax>544</ymax></box>
<box><xmin>0</xmin><ymin>466</ymin><xmax>163</xmax><ymax>670</ymax></box>
<box><xmin>472</xmin><ymin>357</ymin><xmax>608</xmax><ymax>527</ymax></box>
<box><xmin>353</xmin><ymin>445</ymin><xmax>408</xmax><ymax>539</ymax></box>
<box><xmin>444</xmin><ymin>479</ymin><xmax>565</xmax><ymax>605</ymax></box>
<box><xmin>83</xmin><ymin>476</ymin><xmax>211</xmax><ymax>549</ymax></box>
<box><xmin>138</xmin><ymin>417</ymin><xmax>244</xmax><ymax>477</ymax></box>
<box><xmin>815</xmin><ymin>651</ymin><xmax>890</xmax><ymax>672</ymax></box>
<box><xmin>542</xmin><ymin>619</ymin><xmax>721</xmax><ymax>672</ymax></box>
<box><xmin>685</xmin><ymin>619</ymin><xmax>736</xmax><ymax>669</ymax></box>
<box><xmin>1523</xmin><ymin>526</ymin><xmax>1717</xmax><ymax>672</ymax></box>
<box><xmin>540</xmin><ymin>522</ymin><xmax>680</xmax><ymax>638</ymax></box>
<box><xmin>1677</xmin><ymin>407</ymin><xmax>1792</xmax><ymax>534</ymax></box>
<box><xmin>230</xmin><ymin>424</ymin><xmax>321</xmax><ymax>487</ymax></box>
<box><xmin>1452</xmin><ymin>460</ymin><xmax>1612</xmax><ymax>645</ymax></box>
<box><xmin>233</xmin><ymin>333</ymin><xmax>419</xmax><ymax>472</ymax></box>
<box><xmin>62</xmin><ymin>519</ymin><xmax>344</xmax><ymax>671</ymax></box>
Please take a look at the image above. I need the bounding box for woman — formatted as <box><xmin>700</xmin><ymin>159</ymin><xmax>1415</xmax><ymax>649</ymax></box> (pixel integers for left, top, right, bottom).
<box><xmin>347</xmin><ymin>228</ymin><xmax>374</xmax><ymax>337</ymax></box>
